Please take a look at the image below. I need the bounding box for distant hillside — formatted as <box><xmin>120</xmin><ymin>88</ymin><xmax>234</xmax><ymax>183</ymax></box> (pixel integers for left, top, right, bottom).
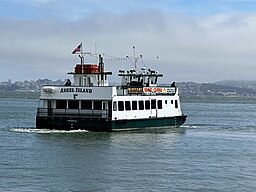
<box><xmin>215</xmin><ymin>80</ymin><xmax>256</xmax><ymax>91</ymax></box>
<box><xmin>177</xmin><ymin>81</ymin><xmax>256</xmax><ymax>97</ymax></box>
<box><xmin>0</xmin><ymin>79</ymin><xmax>64</xmax><ymax>91</ymax></box>
<box><xmin>200</xmin><ymin>83</ymin><xmax>256</xmax><ymax>96</ymax></box>
<box><xmin>1</xmin><ymin>79</ymin><xmax>256</xmax><ymax>97</ymax></box>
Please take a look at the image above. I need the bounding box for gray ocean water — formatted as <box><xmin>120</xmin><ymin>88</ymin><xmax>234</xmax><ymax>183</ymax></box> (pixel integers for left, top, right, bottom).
<box><xmin>0</xmin><ymin>97</ymin><xmax>256</xmax><ymax>192</ymax></box>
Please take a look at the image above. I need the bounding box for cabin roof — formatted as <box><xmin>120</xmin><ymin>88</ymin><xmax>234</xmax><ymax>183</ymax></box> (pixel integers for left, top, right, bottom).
<box><xmin>67</xmin><ymin>72</ymin><xmax>112</xmax><ymax>75</ymax></box>
<box><xmin>118</xmin><ymin>73</ymin><xmax>163</xmax><ymax>77</ymax></box>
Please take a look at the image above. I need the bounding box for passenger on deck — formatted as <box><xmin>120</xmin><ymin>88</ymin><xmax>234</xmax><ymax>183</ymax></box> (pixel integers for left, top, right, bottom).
<box><xmin>64</xmin><ymin>79</ymin><xmax>71</xmax><ymax>86</ymax></box>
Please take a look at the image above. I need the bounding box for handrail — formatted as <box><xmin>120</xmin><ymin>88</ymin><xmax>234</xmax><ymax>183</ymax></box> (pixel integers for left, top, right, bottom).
<box><xmin>37</xmin><ymin>108</ymin><xmax>110</xmax><ymax>119</ymax></box>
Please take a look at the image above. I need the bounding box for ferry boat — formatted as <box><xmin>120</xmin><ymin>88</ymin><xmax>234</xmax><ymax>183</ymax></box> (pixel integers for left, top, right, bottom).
<box><xmin>36</xmin><ymin>45</ymin><xmax>187</xmax><ymax>131</ymax></box>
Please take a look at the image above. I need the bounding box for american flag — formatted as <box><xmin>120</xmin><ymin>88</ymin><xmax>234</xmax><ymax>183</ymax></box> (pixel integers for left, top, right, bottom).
<box><xmin>72</xmin><ymin>43</ymin><xmax>82</xmax><ymax>54</ymax></box>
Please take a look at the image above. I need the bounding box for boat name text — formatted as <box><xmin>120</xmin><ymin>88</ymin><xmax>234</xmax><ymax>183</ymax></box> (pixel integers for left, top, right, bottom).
<box><xmin>127</xmin><ymin>87</ymin><xmax>176</xmax><ymax>94</ymax></box>
<box><xmin>60</xmin><ymin>88</ymin><xmax>93</xmax><ymax>93</ymax></box>
<box><xmin>143</xmin><ymin>87</ymin><xmax>176</xmax><ymax>93</ymax></box>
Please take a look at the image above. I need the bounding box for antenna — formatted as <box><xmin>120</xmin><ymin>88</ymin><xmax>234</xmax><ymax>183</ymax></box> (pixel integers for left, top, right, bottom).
<box><xmin>126</xmin><ymin>46</ymin><xmax>142</xmax><ymax>71</ymax></box>
<box><xmin>133</xmin><ymin>46</ymin><xmax>136</xmax><ymax>69</ymax></box>
<box><xmin>95</xmin><ymin>43</ymin><xmax>98</xmax><ymax>63</ymax></box>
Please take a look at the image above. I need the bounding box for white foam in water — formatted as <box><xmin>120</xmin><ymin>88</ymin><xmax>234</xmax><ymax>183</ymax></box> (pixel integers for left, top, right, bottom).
<box><xmin>10</xmin><ymin>128</ymin><xmax>89</xmax><ymax>134</ymax></box>
<box><xmin>182</xmin><ymin>125</ymin><xmax>202</xmax><ymax>129</ymax></box>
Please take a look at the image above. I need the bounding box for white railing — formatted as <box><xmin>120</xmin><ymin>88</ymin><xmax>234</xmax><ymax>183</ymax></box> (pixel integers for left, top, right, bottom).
<box><xmin>37</xmin><ymin>108</ymin><xmax>110</xmax><ymax>118</ymax></box>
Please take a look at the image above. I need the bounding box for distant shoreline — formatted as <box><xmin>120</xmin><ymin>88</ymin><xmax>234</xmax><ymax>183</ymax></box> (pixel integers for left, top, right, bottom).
<box><xmin>1</xmin><ymin>91</ymin><xmax>256</xmax><ymax>103</ymax></box>
<box><xmin>2</xmin><ymin>79</ymin><xmax>256</xmax><ymax>97</ymax></box>
<box><xmin>181</xmin><ymin>95</ymin><xmax>256</xmax><ymax>104</ymax></box>
<box><xmin>0</xmin><ymin>91</ymin><xmax>40</xmax><ymax>99</ymax></box>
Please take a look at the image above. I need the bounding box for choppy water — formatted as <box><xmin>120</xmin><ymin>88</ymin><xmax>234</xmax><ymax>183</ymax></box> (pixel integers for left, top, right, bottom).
<box><xmin>0</xmin><ymin>97</ymin><xmax>256</xmax><ymax>192</ymax></box>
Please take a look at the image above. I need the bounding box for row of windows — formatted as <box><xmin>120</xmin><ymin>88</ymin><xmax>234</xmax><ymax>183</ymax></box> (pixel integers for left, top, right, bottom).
<box><xmin>52</xmin><ymin>99</ymin><xmax>178</xmax><ymax>110</ymax></box>
<box><xmin>113</xmin><ymin>100</ymin><xmax>178</xmax><ymax>111</ymax></box>
<box><xmin>56</xmin><ymin>100</ymin><xmax>103</xmax><ymax>110</ymax></box>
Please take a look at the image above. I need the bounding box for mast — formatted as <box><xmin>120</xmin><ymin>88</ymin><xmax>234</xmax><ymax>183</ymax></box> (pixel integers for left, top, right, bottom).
<box><xmin>133</xmin><ymin>46</ymin><xmax>137</xmax><ymax>70</ymax></box>
<box><xmin>126</xmin><ymin>46</ymin><xmax>141</xmax><ymax>72</ymax></box>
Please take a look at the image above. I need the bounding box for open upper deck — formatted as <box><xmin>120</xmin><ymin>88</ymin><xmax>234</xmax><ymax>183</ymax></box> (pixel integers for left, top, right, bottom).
<box><xmin>118</xmin><ymin>68</ymin><xmax>163</xmax><ymax>87</ymax></box>
<box><xmin>40</xmin><ymin>52</ymin><xmax>178</xmax><ymax>100</ymax></box>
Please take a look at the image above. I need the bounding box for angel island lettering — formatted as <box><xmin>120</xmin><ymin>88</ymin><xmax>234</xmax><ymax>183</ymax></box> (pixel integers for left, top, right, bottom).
<box><xmin>60</xmin><ymin>88</ymin><xmax>92</xmax><ymax>93</ymax></box>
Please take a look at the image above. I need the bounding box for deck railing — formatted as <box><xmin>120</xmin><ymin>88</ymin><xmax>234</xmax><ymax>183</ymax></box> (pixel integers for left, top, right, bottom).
<box><xmin>37</xmin><ymin>108</ymin><xmax>110</xmax><ymax>119</ymax></box>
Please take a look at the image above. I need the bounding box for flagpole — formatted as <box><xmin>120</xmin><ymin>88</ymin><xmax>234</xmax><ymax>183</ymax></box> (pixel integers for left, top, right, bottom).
<box><xmin>81</xmin><ymin>42</ymin><xmax>84</xmax><ymax>73</ymax></box>
<box><xmin>78</xmin><ymin>42</ymin><xmax>84</xmax><ymax>73</ymax></box>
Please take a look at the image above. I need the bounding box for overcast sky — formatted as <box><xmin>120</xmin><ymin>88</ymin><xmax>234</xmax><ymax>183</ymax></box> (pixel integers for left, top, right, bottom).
<box><xmin>1</xmin><ymin>0</ymin><xmax>256</xmax><ymax>83</ymax></box>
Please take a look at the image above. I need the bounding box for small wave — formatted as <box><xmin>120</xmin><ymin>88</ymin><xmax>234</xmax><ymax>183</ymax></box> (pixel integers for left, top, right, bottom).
<box><xmin>10</xmin><ymin>128</ymin><xmax>89</xmax><ymax>134</ymax></box>
<box><xmin>182</xmin><ymin>124</ymin><xmax>256</xmax><ymax>133</ymax></box>
<box><xmin>181</xmin><ymin>124</ymin><xmax>205</xmax><ymax>129</ymax></box>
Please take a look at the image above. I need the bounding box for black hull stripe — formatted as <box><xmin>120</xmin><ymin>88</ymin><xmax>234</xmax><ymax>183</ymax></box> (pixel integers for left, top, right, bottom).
<box><xmin>36</xmin><ymin>116</ymin><xmax>187</xmax><ymax>132</ymax></box>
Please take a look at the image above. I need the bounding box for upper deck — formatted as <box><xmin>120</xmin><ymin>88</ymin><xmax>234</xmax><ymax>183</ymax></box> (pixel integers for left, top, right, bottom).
<box><xmin>40</xmin><ymin>53</ymin><xmax>177</xmax><ymax>100</ymax></box>
<box><xmin>40</xmin><ymin>84</ymin><xmax>177</xmax><ymax>100</ymax></box>
<box><xmin>67</xmin><ymin>54</ymin><xmax>112</xmax><ymax>87</ymax></box>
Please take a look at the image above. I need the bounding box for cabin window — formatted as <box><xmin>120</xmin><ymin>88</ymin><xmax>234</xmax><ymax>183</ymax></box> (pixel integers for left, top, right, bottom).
<box><xmin>151</xmin><ymin>77</ymin><xmax>157</xmax><ymax>84</ymax></box>
<box><xmin>151</xmin><ymin>99</ymin><xmax>156</xmax><ymax>109</ymax></box>
<box><xmin>132</xmin><ymin>101</ymin><xmax>137</xmax><ymax>110</ymax></box>
<box><xmin>56</xmin><ymin>100</ymin><xmax>67</xmax><ymax>109</ymax></box>
<box><xmin>47</xmin><ymin>100</ymin><xmax>52</xmax><ymax>109</ymax></box>
<box><xmin>125</xmin><ymin>101</ymin><xmax>131</xmax><ymax>111</ymax></box>
<box><xmin>157</xmin><ymin>100</ymin><xmax>162</xmax><ymax>109</ymax></box>
<box><xmin>118</xmin><ymin>101</ymin><xmax>124</xmax><ymax>111</ymax></box>
<box><xmin>81</xmin><ymin>100</ymin><xmax>92</xmax><ymax>109</ymax></box>
<box><xmin>68</xmin><ymin>100</ymin><xmax>79</xmax><ymax>109</ymax></box>
<box><xmin>102</xmin><ymin>102</ymin><xmax>107</xmax><ymax>110</ymax></box>
<box><xmin>38</xmin><ymin>100</ymin><xmax>44</xmax><ymax>108</ymax></box>
<box><xmin>139</xmin><ymin>100</ymin><xmax>144</xmax><ymax>110</ymax></box>
<box><xmin>171</xmin><ymin>100</ymin><xmax>174</xmax><ymax>104</ymax></box>
<box><xmin>175</xmin><ymin>100</ymin><xmax>178</xmax><ymax>109</ymax></box>
<box><xmin>94</xmin><ymin>101</ymin><xmax>102</xmax><ymax>110</ymax></box>
<box><xmin>165</xmin><ymin>100</ymin><xmax>167</xmax><ymax>104</ymax></box>
<box><xmin>79</xmin><ymin>77</ymin><xmax>83</xmax><ymax>86</ymax></box>
<box><xmin>145</xmin><ymin>100</ymin><xmax>150</xmax><ymax>110</ymax></box>
<box><xmin>113</xmin><ymin>101</ymin><xmax>117</xmax><ymax>111</ymax></box>
<box><xmin>83</xmin><ymin>77</ymin><xmax>87</xmax><ymax>86</ymax></box>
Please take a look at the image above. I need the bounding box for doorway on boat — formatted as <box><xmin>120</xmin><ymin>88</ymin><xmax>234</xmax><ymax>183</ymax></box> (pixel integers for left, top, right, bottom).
<box><xmin>150</xmin><ymin>99</ymin><xmax>157</xmax><ymax>118</ymax></box>
<box><xmin>102</xmin><ymin>101</ymin><xmax>109</xmax><ymax>118</ymax></box>
<box><xmin>47</xmin><ymin>100</ymin><xmax>53</xmax><ymax>116</ymax></box>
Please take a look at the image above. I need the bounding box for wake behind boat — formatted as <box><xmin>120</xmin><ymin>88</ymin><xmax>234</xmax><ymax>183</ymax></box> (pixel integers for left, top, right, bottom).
<box><xmin>36</xmin><ymin>44</ymin><xmax>187</xmax><ymax>131</ymax></box>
